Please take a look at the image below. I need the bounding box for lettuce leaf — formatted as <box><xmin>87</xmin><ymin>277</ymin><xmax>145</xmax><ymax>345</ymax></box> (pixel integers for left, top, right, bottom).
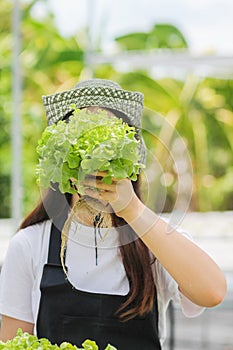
<box><xmin>0</xmin><ymin>329</ymin><xmax>117</xmax><ymax>350</ymax></box>
<box><xmin>36</xmin><ymin>108</ymin><xmax>144</xmax><ymax>194</ymax></box>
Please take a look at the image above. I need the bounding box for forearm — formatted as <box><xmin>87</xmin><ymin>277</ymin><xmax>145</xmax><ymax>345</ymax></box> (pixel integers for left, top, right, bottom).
<box><xmin>82</xmin><ymin>173</ymin><xmax>226</xmax><ymax>306</ymax></box>
<box><xmin>120</xmin><ymin>197</ymin><xmax>227</xmax><ymax>307</ymax></box>
<box><xmin>0</xmin><ymin>315</ymin><xmax>34</xmax><ymax>341</ymax></box>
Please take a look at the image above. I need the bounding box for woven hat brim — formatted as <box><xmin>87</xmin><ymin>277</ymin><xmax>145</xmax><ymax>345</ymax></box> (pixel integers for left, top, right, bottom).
<box><xmin>42</xmin><ymin>86</ymin><xmax>143</xmax><ymax>127</ymax></box>
<box><xmin>42</xmin><ymin>86</ymin><xmax>146</xmax><ymax>164</ymax></box>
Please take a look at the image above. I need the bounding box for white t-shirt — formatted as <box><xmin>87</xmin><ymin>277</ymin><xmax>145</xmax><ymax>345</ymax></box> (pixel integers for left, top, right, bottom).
<box><xmin>0</xmin><ymin>220</ymin><xmax>204</xmax><ymax>345</ymax></box>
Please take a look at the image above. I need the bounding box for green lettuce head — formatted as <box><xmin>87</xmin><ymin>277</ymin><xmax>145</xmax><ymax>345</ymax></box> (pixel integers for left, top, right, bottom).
<box><xmin>36</xmin><ymin>108</ymin><xmax>144</xmax><ymax>194</ymax></box>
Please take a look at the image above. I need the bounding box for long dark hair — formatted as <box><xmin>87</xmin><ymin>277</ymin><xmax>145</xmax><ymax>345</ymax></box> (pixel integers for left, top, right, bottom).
<box><xmin>19</xmin><ymin>178</ymin><xmax>156</xmax><ymax>321</ymax></box>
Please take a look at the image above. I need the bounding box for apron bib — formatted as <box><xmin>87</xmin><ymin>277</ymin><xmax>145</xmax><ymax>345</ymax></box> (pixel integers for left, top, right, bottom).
<box><xmin>36</xmin><ymin>222</ymin><xmax>162</xmax><ymax>350</ymax></box>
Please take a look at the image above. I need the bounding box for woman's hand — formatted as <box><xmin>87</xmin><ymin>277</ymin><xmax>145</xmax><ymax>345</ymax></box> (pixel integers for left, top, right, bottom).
<box><xmin>81</xmin><ymin>171</ymin><xmax>141</xmax><ymax>217</ymax></box>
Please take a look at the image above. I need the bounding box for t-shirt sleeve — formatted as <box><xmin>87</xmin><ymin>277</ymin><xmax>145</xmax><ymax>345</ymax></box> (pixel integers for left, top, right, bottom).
<box><xmin>0</xmin><ymin>230</ymin><xmax>35</xmax><ymax>323</ymax></box>
<box><xmin>178</xmin><ymin>290</ymin><xmax>205</xmax><ymax>317</ymax></box>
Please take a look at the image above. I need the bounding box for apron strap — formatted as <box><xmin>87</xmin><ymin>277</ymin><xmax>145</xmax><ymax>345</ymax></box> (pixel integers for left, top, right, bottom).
<box><xmin>47</xmin><ymin>223</ymin><xmax>61</xmax><ymax>265</ymax></box>
<box><xmin>48</xmin><ymin>216</ymin><xmax>68</xmax><ymax>265</ymax></box>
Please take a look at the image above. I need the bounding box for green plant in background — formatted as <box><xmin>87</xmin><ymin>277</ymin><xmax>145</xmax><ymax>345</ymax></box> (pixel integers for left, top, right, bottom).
<box><xmin>115</xmin><ymin>72</ymin><xmax>233</xmax><ymax>212</ymax></box>
<box><xmin>0</xmin><ymin>0</ymin><xmax>85</xmax><ymax>217</ymax></box>
<box><xmin>193</xmin><ymin>78</ymin><xmax>233</xmax><ymax>210</ymax></box>
<box><xmin>111</xmin><ymin>26</ymin><xmax>233</xmax><ymax>212</ymax></box>
<box><xmin>0</xmin><ymin>0</ymin><xmax>12</xmax><ymax>217</ymax></box>
<box><xmin>0</xmin><ymin>0</ymin><xmax>232</xmax><ymax>217</ymax></box>
<box><xmin>115</xmin><ymin>23</ymin><xmax>188</xmax><ymax>50</ymax></box>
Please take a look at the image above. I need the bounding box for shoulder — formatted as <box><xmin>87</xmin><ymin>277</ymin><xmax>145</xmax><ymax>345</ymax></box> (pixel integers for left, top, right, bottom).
<box><xmin>12</xmin><ymin>220</ymin><xmax>51</xmax><ymax>246</ymax></box>
<box><xmin>6</xmin><ymin>220</ymin><xmax>52</xmax><ymax>266</ymax></box>
<box><xmin>0</xmin><ymin>221</ymin><xmax>51</xmax><ymax>324</ymax></box>
<box><xmin>17</xmin><ymin>219</ymin><xmax>52</xmax><ymax>236</ymax></box>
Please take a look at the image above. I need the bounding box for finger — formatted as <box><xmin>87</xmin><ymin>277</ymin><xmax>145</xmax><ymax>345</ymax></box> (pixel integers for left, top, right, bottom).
<box><xmin>82</xmin><ymin>178</ymin><xmax>116</xmax><ymax>191</ymax></box>
<box><xmin>86</xmin><ymin>172</ymin><xmax>128</xmax><ymax>183</ymax></box>
<box><xmin>88</xmin><ymin>171</ymin><xmax>108</xmax><ymax>178</ymax></box>
<box><xmin>84</xmin><ymin>187</ymin><xmax>110</xmax><ymax>203</ymax></box>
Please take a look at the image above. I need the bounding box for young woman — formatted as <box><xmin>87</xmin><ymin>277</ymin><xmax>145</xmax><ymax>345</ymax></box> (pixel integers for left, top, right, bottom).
<box><xmin>0</xmin><ymin>79</ymin><xmax>226</xmax><ymax>349</ymax></box>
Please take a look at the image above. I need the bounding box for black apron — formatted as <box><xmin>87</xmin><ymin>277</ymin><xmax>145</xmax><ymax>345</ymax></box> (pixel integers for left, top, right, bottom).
<box><xmin>36</xmin><ymin>222</ymin><xmax>162</xmax><ymax>350</ymax></box>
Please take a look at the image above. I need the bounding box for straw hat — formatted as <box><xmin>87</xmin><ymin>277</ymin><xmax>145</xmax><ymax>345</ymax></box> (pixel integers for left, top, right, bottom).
<box><xmin>42</xmin><ymin>78</ymin><xmax>146</xmax><ymax>164</ymax></box>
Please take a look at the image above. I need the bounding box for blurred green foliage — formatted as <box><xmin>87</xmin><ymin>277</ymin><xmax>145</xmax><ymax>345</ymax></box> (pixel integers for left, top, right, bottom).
<box><xmin>115</xmin><ymin>24</ymin><xmax>188</xmax><ymax>50</ymax></box>
<box><xmin>0</xmin><ymin>0</ymin><xmax>232</xmax><ymax>217</ymax></box>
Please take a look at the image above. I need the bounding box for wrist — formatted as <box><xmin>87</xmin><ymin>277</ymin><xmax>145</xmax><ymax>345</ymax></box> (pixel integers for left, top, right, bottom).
<box><xmin>120</xmin><ymin>200</ymin><xmax>161</xmax><ymax>238</ymax></box>
<box><xmin>116</xmin><ymin>195</ymin><xmax>145</xmax><ymax>222</ymax></box>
